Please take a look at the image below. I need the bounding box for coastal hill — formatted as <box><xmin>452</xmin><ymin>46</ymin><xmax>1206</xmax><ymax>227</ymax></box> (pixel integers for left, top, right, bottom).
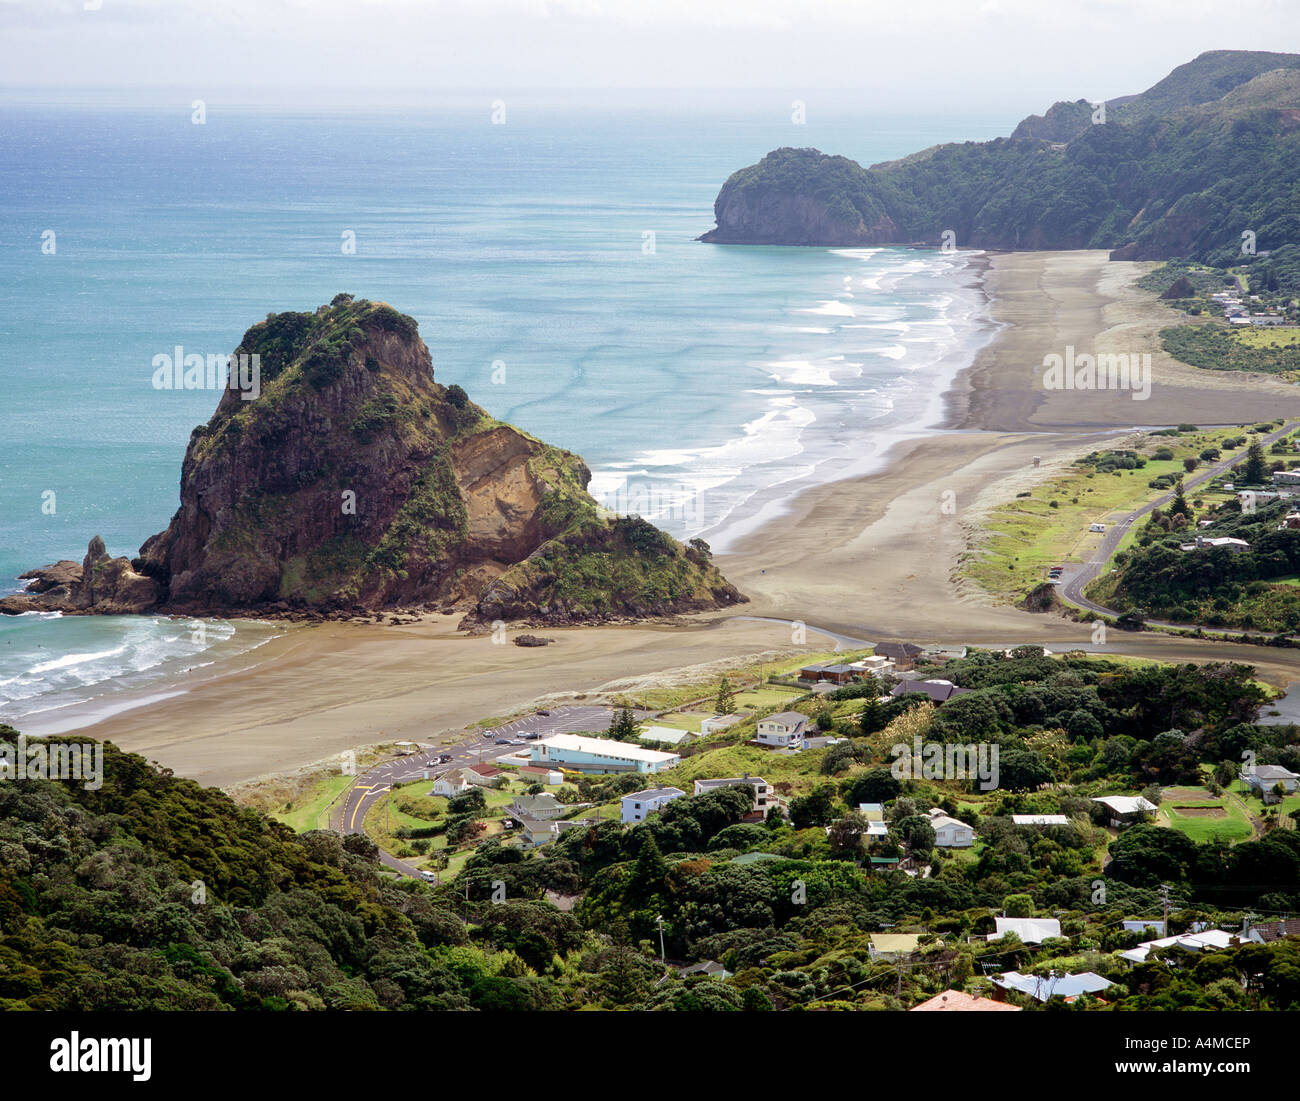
<box><xmin>700</xmin><ymin>50</ymin><xmax>1300</xmax><ymax>271</ymax></box>
<box><xmin>3</xmin><ymin>296</ymin><xmax>743</xmax><ymax>625</ymax></box>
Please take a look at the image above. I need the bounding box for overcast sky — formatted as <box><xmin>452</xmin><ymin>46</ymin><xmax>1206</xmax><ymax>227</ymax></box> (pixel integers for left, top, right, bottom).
<box><xmin>2</xmin><ymin>0</ymin><xmax>1299</xmax><ymax>114</ymax></box>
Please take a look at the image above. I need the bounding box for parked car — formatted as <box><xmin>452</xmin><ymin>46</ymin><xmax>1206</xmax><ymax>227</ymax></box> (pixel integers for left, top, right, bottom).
<box><xmin>537</xmin><ymin>709</ymin><xmax>551</xmax><ymax>716</ymax></box>
<box><xmin>438</xmin><ymin>754</ymin><xmax>453</xmax><ymax>763</ymax></box>
<box><xmin>495</xmin><ymin>738</ymin><xmax>510</xmax><ymax>745</ymax></box>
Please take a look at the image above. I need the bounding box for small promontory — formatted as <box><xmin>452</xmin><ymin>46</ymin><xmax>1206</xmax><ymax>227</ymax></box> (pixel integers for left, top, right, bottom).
<box><xmin>3</xmin><ymin>296</ymin><xmax>743</xmax><ymax>625</ymax></box>
<box><xmin>699</xmin><ymin>147</ymin><xmax>901</xmax><ymax>246</ymax></box>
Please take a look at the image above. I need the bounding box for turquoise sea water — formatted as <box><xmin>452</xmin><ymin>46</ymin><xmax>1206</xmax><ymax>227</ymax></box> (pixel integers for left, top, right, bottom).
<box><xmin>0</xmin><ymin>94</ymin><xmax>1016</xmax><ymax>729</ymax></box>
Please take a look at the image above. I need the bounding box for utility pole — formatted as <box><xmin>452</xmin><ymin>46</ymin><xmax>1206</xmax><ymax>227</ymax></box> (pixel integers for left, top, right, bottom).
<box><xmin>655</xmin><ymin>914</ymin><xmax>666</xmax><ymax>967</ymax></box>
<box><xmin>1160</xmin><ymin>883</ymin><xmax>1171</xmax><ymax>931</ymax></box>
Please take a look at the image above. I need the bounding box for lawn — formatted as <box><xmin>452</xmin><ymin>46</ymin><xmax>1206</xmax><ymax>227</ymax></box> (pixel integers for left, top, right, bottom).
<box><xmin>628</xmin><ymin>649</ymin><xmax>865</xmax><ymax>711</ymax></box>
<box><xmin>271</xmin><ymin>773</ymin><xmax>355</xmax><ymax>833</ymax></box>
<box><xmin>651</xmin><ymin>711</ymin><xmax>710</xmax><ymax>732</ymax></box>
<box><xmin>732</xmin><ymin>685</ymin><xmax>806</xmax><ymax>712</ymax></box>
<box><xmin>1158</xmin><ymin>787</ymin><xmax>1253</xmax><ymax>843</ymax></box>
<box><xmin>963</xmin><ymin>426</ymin><xmax>1256</xmax><ymax>603</ymax></box>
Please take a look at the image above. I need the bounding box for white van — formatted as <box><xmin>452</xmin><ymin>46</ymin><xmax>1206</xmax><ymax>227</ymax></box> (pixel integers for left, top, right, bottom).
<box><xmin>1088</xmin><ymin>523</ymin><xmax>1106</xmax><ymax>533</ymax></box>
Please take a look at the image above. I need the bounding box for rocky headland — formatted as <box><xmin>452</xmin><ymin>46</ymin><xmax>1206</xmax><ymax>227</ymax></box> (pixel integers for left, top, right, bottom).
<box><xmin>4</xmin><ymin>296</ymin><xmax>743</xmax><ymax>627</ymax></box>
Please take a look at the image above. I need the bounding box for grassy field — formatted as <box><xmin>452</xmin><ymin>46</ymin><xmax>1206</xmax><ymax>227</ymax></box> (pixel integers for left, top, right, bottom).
<box><xmin>732</xmin><ymin>685</ymin><xmax>806</xmax><ymax>711</ymax></box>
<box><xmin>651</xmin><ymin>711</ymin><xmax>711</xmax><ymax>732</ymax></box>
<box><xmin>629</xmin><ymin>649</ymin><xmax>865</xmax><ymax>712</ymax></box>
<box><xmin>271</xmin><ymin>773</ymin><xmax>355</xmax><ymax>833</ymax></box>
<box><xmin>1158</xmin><ymin>786</ymin><xmax>1254</xmax><ymax>843</ymax></box>
<box><xmin>964</xmin><ymin>426</ymin><xmax>1257</xmax><ymax>604</ymax></box>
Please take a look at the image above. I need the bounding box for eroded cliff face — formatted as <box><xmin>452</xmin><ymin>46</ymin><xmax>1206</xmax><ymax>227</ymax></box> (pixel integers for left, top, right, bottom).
<box><xmin>2</xmin><ymin>296</ymin><xmax>744</xmax><ymax>625</ymax></box>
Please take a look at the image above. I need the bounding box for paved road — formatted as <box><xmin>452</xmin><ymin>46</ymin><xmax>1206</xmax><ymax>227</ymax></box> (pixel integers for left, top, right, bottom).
<box><xmin>1058</xmin><ymin>420</ymin><xmax>1300</xmax><ymax>618</ymax></box>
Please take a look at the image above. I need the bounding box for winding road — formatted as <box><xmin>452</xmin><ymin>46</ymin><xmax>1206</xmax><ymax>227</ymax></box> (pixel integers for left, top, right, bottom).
<box><xmin>1057</xmin><ymin>420</ymin><xmax>1300</xmax><ymax>621</ymax></box>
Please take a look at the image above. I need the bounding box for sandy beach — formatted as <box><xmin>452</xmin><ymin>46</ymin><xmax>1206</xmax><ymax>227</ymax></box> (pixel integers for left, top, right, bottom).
<box><xmin>75</xmin><ymin>250</ymin><xmax>1300</xmax><ymax>787</ymax></box>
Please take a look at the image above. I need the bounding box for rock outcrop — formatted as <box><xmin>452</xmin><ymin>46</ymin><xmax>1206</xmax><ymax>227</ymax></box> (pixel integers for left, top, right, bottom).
<box><xmin>2</xmin><ymin>538</ymin><xmax>160</xmax><ymax>615</ymax></box>
<box><xmin>699</xmin><ymin>148</ymin><xmax>901</xmax><ymax>246</ymax></box>
<box><xmin>4</xmin><ymin>296</ymin><xmax>744</xmax><ymax>625</ymax></box>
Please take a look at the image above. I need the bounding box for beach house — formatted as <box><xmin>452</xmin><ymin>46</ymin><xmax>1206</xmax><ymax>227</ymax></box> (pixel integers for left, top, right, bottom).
<box><xmin>927</xmin><ymin>807</ymin><xmax>975</xmax><ymax>848</ymax></box>
<box><xmin>890</xmin><ymin>679</ymin><xmax>972</xmax><ymax>704</ymax></box>
<box><xmin>1092</xmin><ymin>794</ymin><xmax>1157</xmax><ymax>828</ymax></box>
<box><xmin>754</xmin><ymin>711</ymin><xmax>808</xmax><ymax>749</ymax></box>
<box><xmin>1243</xmin><ymin>763</ymin><xmax>1300</xmax><ymax>797</ymax></box>
<box><xmin>874</xmin><ymin>641</ymin><xmax>923</xmax><ymax>672</ymax></box>
<box><xmin>431</xmin><ymin>768</ymin><xmax>476</xmax><ymax>797</ymax></box>
<box><xmin>987</xmin><ymin>917</ymin><xmax>1062</xmax><ymax>945</ymax></box>
<box><xmin>693</xmin><ymin>775</ymin><xmax>776</xmax><ymax>817</ymax></box>
<box><xmin>991</xmin><ymin>971</ymin><xmax>1112</xmax><ymax>1003</ymax></box>
<box><xmin>701</xmin><ymin>713</ymin><xmax>743</xmax><ymax>735</ymax></box>
<box><xmin>1177</xmin><ymin>535</ymin><xmax>1251</xmax><ymax>553</ymax></box>
<box><xmin>620</xmin><ymin>785</ymin><xmax>686</xmax><ymax>824</ymax></box>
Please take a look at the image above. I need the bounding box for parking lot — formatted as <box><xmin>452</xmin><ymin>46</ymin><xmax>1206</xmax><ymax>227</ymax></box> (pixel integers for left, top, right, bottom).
<box><xmin>483</xmin><ymin>705</ymin><xmax>652</xmax><ymax>744</ymax></box>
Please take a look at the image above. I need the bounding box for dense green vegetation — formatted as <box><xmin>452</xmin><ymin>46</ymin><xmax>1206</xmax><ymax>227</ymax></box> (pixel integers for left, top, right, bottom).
<box><xmin>12</xmin><ymin>640</ymin><xmax>1300</xmax><ymax>1011</ymax></box>
<box><xmin>1158</xmin><ymin>324</ymin><xmax>1300</xmax><ymax>376</ymax></box>
<box><xmin>1099</xmin><ymin>499</ymin><xmax>1300</xmax><ymax>631</ymax></box>
<box><xmin>705</xmin><ymin>52</ymin><xmax>1300</xmax><ymax>264</ymax></box>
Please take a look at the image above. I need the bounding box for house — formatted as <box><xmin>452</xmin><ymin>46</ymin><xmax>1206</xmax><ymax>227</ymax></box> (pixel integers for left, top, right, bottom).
<box><xmin>677</xmin><ymin>960</ymin><xmax>731</xmax><ymax>980</ymax></box>
<box><xmin>992</xmin><ymin>971</ymin><xmax>1112</xmax><ymax>1003</ymax></box>
<box><xmin>701</xmin><ymin>713</ymin><xmax>743</xmax><ymax>735</ymax></box>
<box><xmin>754</xmin><ymin>711</ymin><xmax>808</xmax><ymax>749</ymax></box>
<box><xmin>849</xmin><ymin>655</ymin><xmax>893</xmax><ymax>676</ymax></box>
<box><xmin>694</xmin><ymin>775</ymin><xmax>775</xmax><ymax>817</ymax></box>
<box><xmin>1092</xmin><ymin>794</ymin><xmax>1157</xmax><ymax>828</ymax></box>
<box><xmin>637</xmin><ymin>725</ymin><xmax>698</xmax><ymax>747</ymax></box>
<box><xmin>1282</xmin><ymin>511</ymin><xmax>1300</xmax><ymax>530</ymax></box>
<box><xmin>890</xmin><ymin>678</ymin><xmax>972</xmax><ymax>704</ymax></box>
<box><xmin>531</xmin><ymin>733</ymin><xmax>680</xmax><ymax>774</ymax></box>
<box><xmin>1243</xmin><ymin>918</ymin><xmax>1300</xmax><ymax>945</ymax></box>
<box><xmin>987</xmin><ymin>917</ymin><xmax>1062</xmax><ymax>945</ymax></box>
<box><xmin>509</xmin><ymin>792</ymin><xmax>564</xmax><ymax>820</ymax></box>
<box><xmin>430</xmin><ymin>768</ymin><xmax>476</xmax><ymax>797</ymax></box>
<box><xmin>874</xmin><ymin>641</ymin><xmax>923</xmax><ymax>672</ymax></box>
<box><xmin>515</xmin><ymin>816</ymin><xmax>559</xmax><ymax>848</ymax></box>
<box><xmin>798</xmin><ymin>662</ymin><xmax>861</xmax><ymax>686</ymax></box>
<box><xmin>517</xmin><ymin>765</ymin><xmax>564</xmax><ymax>786</ymax></box>
<box><xmin>858</xmin><ymin>803</ymin><xmax>888</xmax><ymax>839</ymax></box>
<box><xmin>1118</xmin><ymin>929</ymin><xmax>1237</xmax><ymax>964</ymax></box>
<box><xmin>1238</xmin><ymin>489</ymin><xmax>1292</xmax><ymax>507</ymax></box>
<box><xmin>868</xmin><ymin>933</ymin><xmax>922</xmax><ymax>961</ymax></box>
<box><xmin>1178</xmin><ymin>535</ymin><xmax>1250</xmax><ymax>553</ymax></box>
<box><xmin>1011</xmin><ymin>814</ymin><xmax>1069</xmax><ymax>827</ymax></box>
<box><xmin>620</xmin><ymin>785</ymin><xmax>686</xmax><ymax>824</ymax></box>
<box><xmin>1122</xmin><ymin>919</ymin><xmax>1167</xmax><ymax>937</ymax></box>
<box><xmin>1273</xmin><ymin>470</ymin><xmax>1300</xmax><ymax>486</ymax></box>
<box><xmin>465</xmin><ymin>763</ymin><xmax>503</xmax><ymax>787</ymax></box>
<box><xmin>910</xmin><ymin>990</ymin><xmax>1021</xmax><ymax>1012</ymax></box>
<box><xmin>927</xmin><ymin>807</ymin><xmax>975</xmax><ymax>848</ymax></box>
<box><xmin>1243</xmin><ymin>763</ymin><xmax>1299</xmax><ymax>796</ymax></box>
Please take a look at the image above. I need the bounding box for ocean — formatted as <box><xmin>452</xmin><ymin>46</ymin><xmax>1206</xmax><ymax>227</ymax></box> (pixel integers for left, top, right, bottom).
<box><xmin>0</xmin><ymin>91</ymin><xmax>1015</xmax><ymax>730</ymax></box>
